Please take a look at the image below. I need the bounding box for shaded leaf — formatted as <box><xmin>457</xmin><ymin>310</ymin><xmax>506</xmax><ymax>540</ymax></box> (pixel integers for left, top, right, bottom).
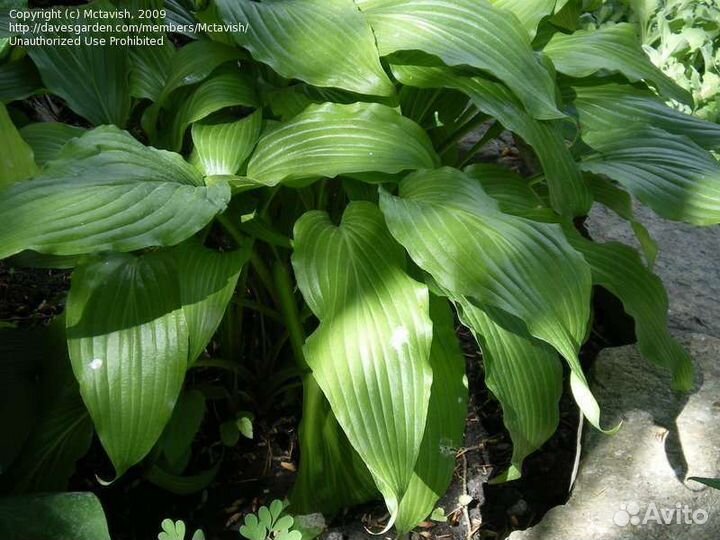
<box><xmin>19</xmin><ymin>122</ymin><xmax>84</xmax><ymax>166</ymax></box>
<box><xmin>0</xmin><ymin>102</ymin><xmax>36</xmax><ymax>186</ymax></box>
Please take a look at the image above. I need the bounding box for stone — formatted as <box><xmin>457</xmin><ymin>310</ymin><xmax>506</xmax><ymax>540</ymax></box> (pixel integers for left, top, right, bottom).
<box><xmin>508</xmin><ymin>333</ymin><xmax>720</xmax><ymax>540</ymax></box>
<box><xmin>587</xmin><ymin>204</ymin><xmax>720</xmax><ymax>338</ymax></box>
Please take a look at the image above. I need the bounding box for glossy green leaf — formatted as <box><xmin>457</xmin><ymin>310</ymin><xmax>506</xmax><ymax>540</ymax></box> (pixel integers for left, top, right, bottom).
<box><xmin>567</xmin><ymin>233</ymin><xmax>694</xmax><ymax>391</ymax></box>
<box><xmin>457</xmin><ymin>299</ymin><xmax>562</xmax><ymax>482</ymax></box>
<box><xmin>580</xmin><ymin>127</ymin><xmax>720</xmax><ymax>225</ymax></box>
<box><xmin>360</xmin><ymin>0</ymin><xmax>563</xmax><ymax>120</ymax></box>
<box><xmin>170</xmin><ymin>239</ymin><xmax>250</xmax><ymax>363</ymax></box>
<box><xmin>570</xmin><ymin>82</ymin><xmax>720</xmax><ymax>150</ymax></box>
<box><xmin>391</xmin><ymin>61</ymin><xmax>591</xmax><ymax>216</ymax></box>
<box><xmin>129</xmin><ymin>41</ymin><xmax>174</xmax><ymax>101</ymax></box>
<box><xmin>0</xmin><ymin>57</ymin><xmax>42</xmax><ymax>103</ymax></box>
<box><xmin>191</xmin><ymin>110</ymin><xmax>263</xmax><ymax>176</ymax></box>
<box><xmin>27</xmin><ymin>3</ymin><xmax>131</xmax><ymax>126</ymax></box>
<box><xmin>215</xmin><ymin>0</ymin><xmax>394</xmax><ymax>97</ymax></box>
<box><xmin>0</xmin><ymin>126</ymin><xmax>230</xmax><ymax>259</ymax></box>
<box><xmin>19</xmin><ymin>122</ymin><xmax>85</xmax><ymax>166</ymax></box>
<box><xmin>378</xmin><ymin>168</ymin><xmax>608</xmax><ymax>431</ymax></box>
<box><xmin>163</xmin><ymin>70</ymin><xmax>258</xmax><ymax>151</ymax></box>
<box><xmin>66</xmin><ymin>252</ymin><xmax>189</xmax><ymax>477</ymax></box>
<box><xmin>395</xmin><ymin>297</ymin><xmax>468</xmax><ymax>532</ymax></box>
<box><xmin>544</xmin><ymin>23</ymin><xmax>690</xmax><ymax>105</ymax></box>
<box><xmin>0</xmin><ymin>102</ymin><xmax>36</xmax><ymax>186</ymax></box>
<box><xmin>293</xmin><ymin>202</ymin><xmax>434</xmax><ymax>527</ymax></box>
<box><xmin>0</xmin><ymin>493</ymin><xmax>110</xmax><ymax>540</ymax></box>
<box><xmin>464</xmin><ymin>164</ymin><xmax>543</xmax><ymax>215</ymax></box>
<box><xmin>247</xmin><ymin>102</ymin><xmax>438</xmax><ymax>186</ymax></box>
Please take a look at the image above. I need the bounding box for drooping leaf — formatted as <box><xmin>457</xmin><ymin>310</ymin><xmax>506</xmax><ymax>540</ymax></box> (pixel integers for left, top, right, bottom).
<box><xmin>247</xmin><ymin>102</ymin><xmax>438</xmax><ymax>187</ymax></box>
<box><xmin>27</xmin><ymin>2</ymin><xmax>131</xmax><ymax>126</ymax></box>
<box><xmin>378</xmin><ymin>168</ymin><xmax>608</xmax><ymax>431</ymax></box>
<box><xmin>191</xmin><ymin>110</ymin><xmax>262</xmax><ymax>176</ymax></box>
<box><xmin>292</xmin><ymin>202</ymin><xmax>434</xmax><ymax>527</ymax></box>
<box><xmin>0</xmin><ymin>492</ymin><xmax>111</xmax><ymax>540</ymax></box>
<box><xmin>0</xmin><ymin>102</ymin><xmax>36</xmax><ymax>186</ymax></box>
<box><xmin>395</xmin><ymin>297</ymin><xmax>468</xmax><ymax>532</ymax></box>
<box><xmin>0</xmin><ymin>57</ymin><xmax>42</xmax><ymax>103</ymax></box>
<box><xmin>544</xmin><ymin>23</ymin><xmax>690</xmax><ymax>105</ymax></box>
<box><xmin>359</xmin><ymin>0</ymin><xmax>563</xmax><ymax>120</ymax></box>
<box><xmin>580</xmin><ymin>127</ymin><xmax>720</xmax><ymax>225</ymax></box>
<box><xmin>569</xmin><ymin>82</ymin><xmax>720</xmax><ymax>150</ymax></box>
<box><xmin>19</xmin><ymin>122</ymin><xmax>85</xmax><ymax>166</ymax></box>
<box><xmin>0</xmin><ymin>126</ymin><xmax>230</xmax><ymax>259</ymax></box>
<box><xmin>464</xmin><ymin>164</ymin><xmax>543</xmax><ymax>216</ymax></box>
<box><xmin>689</xmin><ymin>477</ymin><xmax>720</xmax><ymax>490</ymax></box>
<box><xmin>390</xmin><ymin>61</ymin><xmax>591</xmax><ymax>216</ymax></box>
<box><xmin>456</xmin><ymin>299</ymin><xmax>562</xmax><ymax>482</ymax></box>
<box><xmin>129</xmin><ymin>41</ymin><xmax>175</xmax><ymax>102</ymax></box>
<box><xmin>215</xmin><ymin>0</ymin><xmax>394</xmax><ymax>97</ymax></box>
<box><xmin>159</xmin><ymin>389</ymin><xmax>206</xmax><ymax>474</ymax></box>
<box><xmin>66</xmin><ymin>252</ymin><xmax>189</xmax><ymax>477</ymax></box>
<box><xmin>567</xmin><ymin>233</ymin><xmax>694</xmax><ymax>391</ymax></box>
<box><xmin>145</xmin><ymin>461</ymin><xmax>220</xmax><ymax>495</ymax></box>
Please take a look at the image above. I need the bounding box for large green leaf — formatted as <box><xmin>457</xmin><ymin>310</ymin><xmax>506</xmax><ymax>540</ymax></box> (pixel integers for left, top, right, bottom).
<box><xmin>191</xmin><ymin>110</ymin><xmax>262</xmax><ymax>176</ymax></box>
<box><xmin>170</xmin><ymin>239</ymin><xmax>250</xmax><ymax>364</ymax></box>
<box><xmin>391</xmin><ymin>61</ymin><xmax>591</xmax><ymax>216</ymax></box>
<box><xmin>0</xmin><ymin>126</ymin><xmax>230</xmax><ymax>259</ymax></box>
<box><xmin>569</xmin><ymin>82</ymin><xmax>720</xmax><ymax>150</ymax></box>
<box><xmin>291</xmin><ymin>376</ymin><xmax>378</xmax><ymax>515</ymax></box>
<box><xmin>456</xmin><ymin>299</ymin><xmax>562</xmax><ymax>482</ymax></box>
<box><xmin>292</xmin><ymin>202</ymin><xmax>434</xmax><ymax>528</ymax></box>
<box><xmin>0</xmin><ymin>493</ymin><xmax>110</xmax><ymax>540</ymax></box>
<box><xmin>580</xmin><ymin>127</ymin><xmax>720</xmax><ymax>225</ymax></box>
<box><xmin>0</xmin><ymin>102</ymin><xmax>36</xmax><ymax>186</ymax></box>
<box><xmin>19</xmin><ymin>122</ymin><xmax>85</xmax><ymax>166</ymax></box>
<box><xmin>66</xmin><ymin>252</ymin><xmax>189</xmax><ymax>477</ymax></box>
<box><xmin>215</xmin><ymin>0</ymin><xmax>394</xmax><ymax>97</ymax></box>
<box><xmin>27</xmin><ymin>2</ymin><xmax>131</xmax><ymax>126</ymax></box>
<box><xmin>1</xmin><ymin>321</ymin><xmax>93</xmax><ymax>494</ymax></box>
<box><xmin>162</xmin><ymin>70</ymin><xmax>258</xmax><ymax>152</ymax></box>
<box><xmin>359</xmin><ymin>0</ymin><xmax>563</xmax><ymax>120</ymax></box>
<box><xmin>378</xmin><ymin>168</ymin><xmax>608</xmax><ymax>431</ymax></box>
<box><xmin>395</xmin><ymin>297</ymin><xmax>468</xmax><ymax>532</ymax></box>
<box><xmin>247</xmin><ymin>102</ymin><xmax>438</xmax><ymax>186</ymax></box>
<box><xmin>544</xmin><ymin>23</ymin><xmax>690</xmax><ymax>104</ymax></box>
<box><xmin>129</xmin><ymin>41</ymin><xmax>175</xmax><ymax>102</ymax></box>
<box><xmin>567</xmin><ymin>233</ymin><xmax>694</xmax><ymax>391</ymax></box>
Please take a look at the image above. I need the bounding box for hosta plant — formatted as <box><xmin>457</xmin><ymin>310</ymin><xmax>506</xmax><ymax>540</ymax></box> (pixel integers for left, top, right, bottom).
<box><xmin>2</xmin><ymin>0</ymin><xmax>720</xmax><ymax>535</ymax></box>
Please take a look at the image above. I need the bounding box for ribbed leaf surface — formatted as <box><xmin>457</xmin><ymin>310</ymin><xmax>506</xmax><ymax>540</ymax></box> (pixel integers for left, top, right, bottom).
<box><xmin>0</xmin><ymin>126</ymin><xmax>230</xmax><ymax>259</ymax></box>
<box><xmin>19</xmin><ymin>122</ymin><xmax>84</xmax><ymax>166</ymax></box>
<box><xmin>581</xmin><ymin>127</ymin><xmax>720</xmax><ymax>225</ymax></box>
<box><xmin>457</xmin><ymin>299</ymin><xmax>562</xmax><ymax>482</ymax></box>
<box><xmin>192</xmin><ymin>110</ymin><xmax>262</xmax><ymax>176</ymax></box>
<box><xmin>66</xmin><ymin>253</ymin><xmax>189</xmax><ymax>477</ymax></box>
<box><xmin>570</xmin><ymin>82</ymin><xmax>720</xmax><ymax>150</ymax></box>
<box><xmin>215</xmin><ymin>0</ymin><xmax>394</xmax><ymax>96</ymax></box>
<box><xmin>293</xmin><ymin>202</ymin><xmax>434</xmax><ymax>527</ymax></box>
<box><xmin>247</xmin><ymin>102</ymin><xmax>438</xmax><ymax>186</ymax></box>
<box><xmin>360</xmin><ymin>0</ymin><xmax>562</xmax><ymax>119</ymax></box>
<box><xmin>489</xmin><ymin>0</ymin><xmax>557</xmax><ymax>38</ymax></box>
<box><xmin>0</xmin><ymin>58</ymin><xmax>41</xmax><ymax>103</ymax></box>
<box><xmin>391</xmin><ymin>62</ymin><xmax>591</xmax><ymax>216</ymax></box>
<box><xmin>379</xmin><ymin>168</ymin><xmax>608</xmax><ymax>431</ymax></box>
<box><xmin>568</xmin><ymin>234</ymin><xmax>694</xmax><ymax>391</ymax></box>
<box><xmin>544</xmin><ymin>24</ymin><xmax>690</xmax><ymax>104</ymax></box>
<box><xmin>395</xmin><ymin>297</ymin><xmax>467</xmax><ymax>532</ymax></box>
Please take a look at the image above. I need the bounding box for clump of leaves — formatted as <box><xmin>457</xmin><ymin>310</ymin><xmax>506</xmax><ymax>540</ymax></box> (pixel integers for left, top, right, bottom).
<box><xmin>239</xmin><ymin>500</ymin><xmax>301</xmax><ymax>540</ymax></box>
<box><xmin>2</xmin><ymin>0</ymin><xmax>719</xmax><ymax>537</ymax></box>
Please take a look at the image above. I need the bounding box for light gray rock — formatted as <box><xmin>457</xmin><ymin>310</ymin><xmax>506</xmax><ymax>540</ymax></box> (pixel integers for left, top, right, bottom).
<box><xmin>509</xmin><ymin>333</ymin><xmax>720</xmax><ymax>540</ymax></box>
<box><xmin>587</xmin><ymin>204</ymin><xmax>720</xmax><ymax>338</ymax></box>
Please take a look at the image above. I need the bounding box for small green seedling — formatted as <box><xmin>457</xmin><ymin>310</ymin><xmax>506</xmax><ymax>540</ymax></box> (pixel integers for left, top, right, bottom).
<box><xmin>239</xmin><ymin>500</ymin><xmax>301</xmax><ymax>540</ymax></box>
